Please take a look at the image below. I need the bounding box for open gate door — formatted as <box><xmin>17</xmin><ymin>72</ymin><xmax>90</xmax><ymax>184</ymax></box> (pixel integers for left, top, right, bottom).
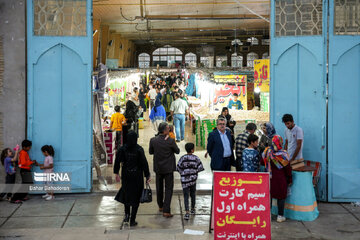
<box><xmin>27</xmin><ymin>0</ymin><xmax>92</xmax><ymax>192</ymax></box>
<box><xmin>328</xmin><ymin>0</ymin><xmax>360</xmax><ymax>201</ymax></box>
<box><xmin>270</xmin><ymin>0</ymin><xmax>327</xmax><ymax>200</ymax></box>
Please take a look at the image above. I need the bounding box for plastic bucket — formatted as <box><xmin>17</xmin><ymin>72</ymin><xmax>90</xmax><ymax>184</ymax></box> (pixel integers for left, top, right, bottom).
<box><xmin>138</xmin><ymin>118</ymin><xmax>144</xmax><ymax>129</ymax></box>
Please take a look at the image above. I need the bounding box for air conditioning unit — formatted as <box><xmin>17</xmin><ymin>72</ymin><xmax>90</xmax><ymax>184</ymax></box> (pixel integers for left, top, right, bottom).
<box><xmin>240</xmin><ymin>46</ymin><xmax>250</xmax><ymax>52</ymax></box>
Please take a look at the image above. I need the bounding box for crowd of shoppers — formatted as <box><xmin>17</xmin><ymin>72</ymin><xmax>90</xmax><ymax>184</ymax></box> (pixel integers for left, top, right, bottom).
<box><xmin>110</xmin><ymin>72</ymin><xmax>190</xmax><ymax>147</ymax></box>
<box><xmin>207</xmin><ymin>113</ymin><xmax>303</xmax><ymax>223</ymax></box>
<box><xmin>0</xmin><ymin>68</ymin><xmax>303</xmax><ymax>228</ymax></box>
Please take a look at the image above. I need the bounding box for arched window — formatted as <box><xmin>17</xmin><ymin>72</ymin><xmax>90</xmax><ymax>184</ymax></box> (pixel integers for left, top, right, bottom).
<box><xmin>185</xmin><ymin>53</ymin><xmax>197</xmax><ymax>67</ymax></box>
<box><xmin>247</xmin><ymin>52</ymin><xmax>259</xmax><ymax>67</ymax></box>
<box><xmin>200</xmin><ymin>57</ymin><xmax>211</xmax><ymax>68</ymax></box>
<box><xmin>138</xmin><ymin>53</ymin><xmax>150</xmax><ymax>68</ymax></box>
<box><xmin>216</xmin><ymin>56</ymin><xmax>227</xmax><ymax>67</ymax></box>
<box><xmin>231</xmin><ymin>53</ymin><xmax>243</xmax><ymax>68</ymax></box>
<box><xmin>247</xmin><ymin>37</ymin><xmax>259</xmax><ymax>46</ymax></box>
<box><xmin>153</xmin><ymin>45</ymin><xmax>182</xmax><ymax>67</ymax></box>
<box><xmin>262</xmin><ymin>52</ymin><xmax>269</xmax><ymax>59</ymax></box>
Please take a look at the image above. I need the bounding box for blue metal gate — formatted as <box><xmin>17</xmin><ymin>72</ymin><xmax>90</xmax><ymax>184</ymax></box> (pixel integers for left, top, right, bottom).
<box><xmin>270</xmin><ymin>0</ymin><xmax>327</xmax><ymax>200</ymax></box>
<box><xmin>27</xmin><ymin>0</ymin><xmax>92</xmax><ymax>192</ymax></box>
<box><xmin>328</xmin><ymin>0</ymin><xmax>360</xmax><ymax>201</ymax></box>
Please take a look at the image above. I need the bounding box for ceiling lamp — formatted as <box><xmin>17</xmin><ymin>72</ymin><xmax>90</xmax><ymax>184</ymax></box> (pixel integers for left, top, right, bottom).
<box><xmin>231</xmin><ymin>39</ymin><xmax>242</xmax><ymax>46</ymax></box>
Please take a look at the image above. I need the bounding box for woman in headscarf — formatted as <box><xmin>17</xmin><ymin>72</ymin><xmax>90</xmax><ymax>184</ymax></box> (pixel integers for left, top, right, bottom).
<box><xmin>139</xmin><ymin>84</ymin><xmax>147</xmax><ymax>119</ymax></box>
<box><xmin>114</xmin><ymin>131</ymin><xmax>151</xmax><ymax>227</ymax></box>
<box><xmin>149</xmin><ymin>96</ymin><xmax>166</xmax><ymax>133</ymax></box>
<box><xmin>124</xmin><ymin>98</ymin><xmax>140</xmax><ymax>144</ymax></box>
<box><xmin>258</xmin><ymin>122</ymin><xmax>276</xmax><ymax>155</ymax></box>
<box><xmin>262</xmin><ymin>135</ymin><xmax>292</xmax><ymax>223</ymax></box>
<box><xmin>218</xmin><ymin>107</ymin><xmax>236</xmax><ymax>134</ymax></box>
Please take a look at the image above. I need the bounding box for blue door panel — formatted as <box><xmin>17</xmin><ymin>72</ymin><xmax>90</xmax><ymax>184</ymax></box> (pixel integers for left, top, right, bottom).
<box><xmin>328</xmin><ymin>0</ymin><xmax>360</xmax><ymax>201</ymax></box>
<box><xmin>270</xmin><ymin>1</ymin><xmax>327</xmax><ymax>200</ymax></box>
<box><xmin>271</xmin><ymin>0</ymin><xmax>360</xmax><ymax>201</ymax></box>
<box><xmin>272</xmin><ymin>45</ymin><xmax>298</xmax><ymax>123</ymax></box>
<box><xmin>55</xmin><ymin>162</ymin><xmax>89</xmax><ymax>191</ymax></box>
<box><xmin>271</xmin><ymin>44</ymin><xmax>327</xmax><ymax>200</ymax></box>
<box><xmin>27</xmin><ymin>0</ymin><xmax>92</xmax><ymax>193</ymax></box>
<box><xmin>61</xmin><ymin>45</ymin><xmax>90</xmax><ymax>160</ymax></box>
<box><xmin>33</xmin><ymin>46</ymin><xmax>62</xmax><ymax>163</ymax></box>
<box><xmin>328</xmin><ymin>43</ymin><xmax>360</xmax><ymax>201</ymax></box>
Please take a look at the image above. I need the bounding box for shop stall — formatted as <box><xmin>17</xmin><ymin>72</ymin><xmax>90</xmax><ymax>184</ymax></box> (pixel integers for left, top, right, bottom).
<box><xmin>186</xmin><ymin>69</ymin><xmax>270</xmax><ymax>148</ymax></box>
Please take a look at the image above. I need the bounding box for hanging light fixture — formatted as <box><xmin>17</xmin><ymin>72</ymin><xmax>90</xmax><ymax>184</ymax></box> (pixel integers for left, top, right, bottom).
<box><xmin>231</xmin><ymin>7</ymin><xmax>242</xmax><ymax>54</ymax></box>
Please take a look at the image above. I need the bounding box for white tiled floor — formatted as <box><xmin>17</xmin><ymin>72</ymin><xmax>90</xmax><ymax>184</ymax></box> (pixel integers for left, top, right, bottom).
<box><xmin>93</xmin><ymin>120</ymin><xmax>213</xmax><ymax>192</ymax></box>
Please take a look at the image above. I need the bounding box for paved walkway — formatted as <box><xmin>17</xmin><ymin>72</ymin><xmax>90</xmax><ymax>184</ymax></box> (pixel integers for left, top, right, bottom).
<box><xmin>92</xmin><ymin>120</ymin><xmax>213</xmax><ymax>193</ymax></box>
<box><xmin>1</xmin><ymin>193</ymin><xmax>360</xmax><ymax>239</ymax></box>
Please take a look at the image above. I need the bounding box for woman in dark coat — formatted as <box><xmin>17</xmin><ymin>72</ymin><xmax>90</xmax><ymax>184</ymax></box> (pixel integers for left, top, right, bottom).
<box><xmin>218</xmin><ymin>107</ymin><xmax>236</xmax><ymax>134</ymax></box>
<box><xmin>124</xmin><ymin>99</ymin><xmax>140</xmax><ymax>143</ymax></box>
<box><xmin>262</xmin><ymin>135</ymin><xmax>292</xmax><ymax>223</ymax></box>
<box><xmin>114</xmin><ymin>131</ymin><xmax>151</xmax><ymax>226</ymax></box>
<box><xmin>139</xmin><ymin>84</ymin><xmax>147</xmax><ymax>116</ymax></box>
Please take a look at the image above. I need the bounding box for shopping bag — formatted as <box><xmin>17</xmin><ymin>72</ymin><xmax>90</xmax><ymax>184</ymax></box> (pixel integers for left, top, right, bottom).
<box><xmin>140</xmin><ymin>183</ymin><xmax>152</xmax><ymax>203</ymax></box>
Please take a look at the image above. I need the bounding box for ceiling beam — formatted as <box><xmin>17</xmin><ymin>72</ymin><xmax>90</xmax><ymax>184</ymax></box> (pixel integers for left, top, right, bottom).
<box><xmin>94</xmin><ymin>1</ymin><xmax>270</xmax><ymax>6</ymax></box>
<box><xmin>135</xmin><ymin>14</ymin><xmax>270</xmax><ymax>20</ymax></box>
<box><xmin>117</xmin><ymin>32</ymin><xmax>269</xmax><ymax>39</ymax></box>
<box><xmin>146</xmin><ymin>27</ymin><xmax>268</xmax><ymax>32</ymax></box>
<box><xmin>126</xmin><ymin>34</ymin><xmax>265</xmax><ymax>40</ymax></box>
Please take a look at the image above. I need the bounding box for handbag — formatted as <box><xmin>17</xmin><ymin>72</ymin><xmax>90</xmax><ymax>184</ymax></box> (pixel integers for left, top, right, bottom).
<box><xmin>140</xmin><ymin>183</ymin><xmax>152</xmax><ymax>203</ymax></box>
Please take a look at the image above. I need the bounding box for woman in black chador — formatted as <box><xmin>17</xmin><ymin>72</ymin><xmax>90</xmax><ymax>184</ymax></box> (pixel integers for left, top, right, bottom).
<box><xmin>114</xmin><ymin>131</ymin><xmax>151</xmax><ymax>226</ymax></box>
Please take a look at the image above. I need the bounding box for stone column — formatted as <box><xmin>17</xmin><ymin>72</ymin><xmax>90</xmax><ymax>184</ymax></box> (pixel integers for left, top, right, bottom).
<box><xmin>227</xmin><ymin>52</ymin><xmax>232</xmax><ymax>67</ymax></box>
<box><xmin>243</xmin><ymin>52</ymin><xmax>247</xmax><ymax>67</ymax></box>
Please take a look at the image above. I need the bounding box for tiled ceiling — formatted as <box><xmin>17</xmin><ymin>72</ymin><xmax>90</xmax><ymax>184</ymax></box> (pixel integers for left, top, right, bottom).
<box><xmin>93</xmin><ymin>0</ymin><xmax>270</xmax><ymax>44</ymax></box>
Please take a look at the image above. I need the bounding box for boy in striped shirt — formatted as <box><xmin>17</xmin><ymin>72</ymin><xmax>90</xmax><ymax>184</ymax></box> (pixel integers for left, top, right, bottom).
<box><xmin>176</xmin><ymin>143</ymin><xmax>204</xmax><ymax>220</ymax></box>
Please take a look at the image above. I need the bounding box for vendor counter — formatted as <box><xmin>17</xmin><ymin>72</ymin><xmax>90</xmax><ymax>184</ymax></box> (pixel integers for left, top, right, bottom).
<box><xmin>272</xmin><ymin>169</ymin><xmax>319</xmax><ymax>221</ymax></box>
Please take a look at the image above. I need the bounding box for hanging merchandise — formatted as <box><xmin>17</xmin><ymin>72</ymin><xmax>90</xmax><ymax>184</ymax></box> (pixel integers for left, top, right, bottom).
<box><xmin>185</xmin><ymin>69</ymin><xmax>270</xmax><ymax>147</ymax></box>
<box><xmin>195</xmin><ymin>72</ymin><xmax>201</xmax><ymax>98</ymax></box>
<box><xmin>186</xmin><ymin>74</ymin><xmax>196</xmax><ymax>96</ymax></box>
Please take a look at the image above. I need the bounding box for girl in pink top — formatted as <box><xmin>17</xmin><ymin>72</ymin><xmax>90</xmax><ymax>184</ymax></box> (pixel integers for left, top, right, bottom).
<box><xmin>39</xmin><ymin>145</ymin><xmax>55</xmax><ymax>201</ymax></box>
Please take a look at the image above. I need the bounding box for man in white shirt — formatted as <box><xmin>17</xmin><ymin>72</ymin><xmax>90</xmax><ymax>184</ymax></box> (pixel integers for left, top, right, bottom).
<box><xmin>170</xmin><ymin>93</ymin><xmax>189</xmax><ymax>142</ymax></box>
<box><xmin>282</xmin><ymin>114</ymin><xmax>304</xmax><ymax>161</ymax></box>
<box><xmin>148</xmin><ymin>85</ymin><xmax>157</xmax><ymax>112</ymax></box>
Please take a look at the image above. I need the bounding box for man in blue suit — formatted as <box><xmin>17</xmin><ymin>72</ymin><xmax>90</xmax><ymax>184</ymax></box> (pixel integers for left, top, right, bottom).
<box><xmin>207</xmin><ymin>117</ymin><xmax>235</xmax><ymax>171</ymax></box>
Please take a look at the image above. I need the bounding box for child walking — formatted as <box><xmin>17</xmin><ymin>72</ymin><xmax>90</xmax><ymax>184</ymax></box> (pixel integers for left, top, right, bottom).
<box><xmin>176</xmin><ymin>143</ymin><xmax>204</xmax><ymax>220</ymax></box>
<box><xmin>241</xmin><ymin>134</ymin><xmax>261</xmax><ymax>172</ymax></box>
<box><xmin>39</xmin><ymin>145</ymin><xmax>55</xmax><ymax>201</ymax></box>
<box><xmin>0</xmin><ymin>145</ymin><xmax>20</xmax><ymax>201</ymax></box>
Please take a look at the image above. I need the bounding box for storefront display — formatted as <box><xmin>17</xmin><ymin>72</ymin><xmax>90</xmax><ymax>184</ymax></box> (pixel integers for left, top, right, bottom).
<box><xmin>189</xmin><ymin>70</ymin><xmax>271</xmax><ymax>147</ymax></box>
